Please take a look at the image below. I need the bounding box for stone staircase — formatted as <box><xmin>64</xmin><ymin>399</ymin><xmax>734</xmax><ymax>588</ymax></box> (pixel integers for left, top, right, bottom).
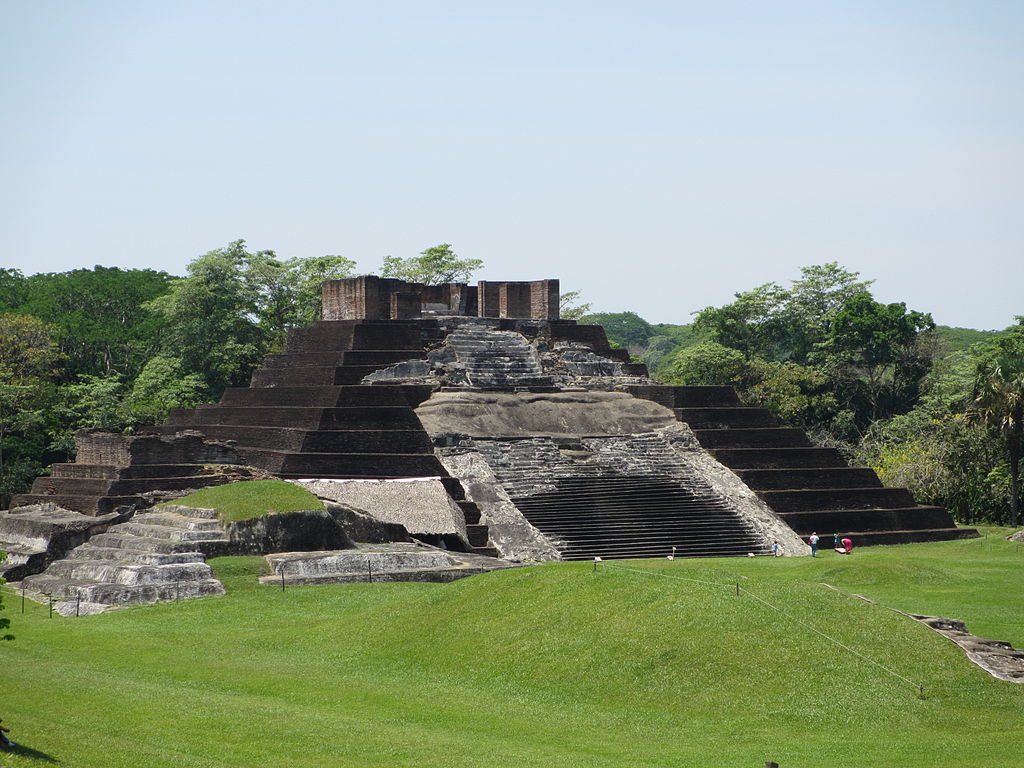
<box><xmin>513</xmin><ymin>476</ymin><xmax>768</xmax><ymax>560</ymax></box>
<box><xmin>445</xmin><ymin>328</ymin><xmax>554</xmax><ymax>388</ymax></box>
<box><xmin>18</xmin><ymin>508</ymin><xmax>228</xmax><ymax>611</ymax></box>
<box><xmin>625</xmin><ymin>385</ymin><xmax>979</xmax><ymax>546</ymax></box>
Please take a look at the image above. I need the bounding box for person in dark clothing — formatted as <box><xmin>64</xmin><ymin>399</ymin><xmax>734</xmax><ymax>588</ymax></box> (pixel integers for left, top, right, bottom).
<box><xmin>0</xmin><ymin>719</ymin><xmax>14</xmax><ymax>750</ymax></box>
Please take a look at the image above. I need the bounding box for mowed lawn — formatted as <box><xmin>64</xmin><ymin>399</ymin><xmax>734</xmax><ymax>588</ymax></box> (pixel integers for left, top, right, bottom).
<box><xmin>1</xmin><ymin>530</ymin><xmax>1022</xmax><ymax>767</ymax></box>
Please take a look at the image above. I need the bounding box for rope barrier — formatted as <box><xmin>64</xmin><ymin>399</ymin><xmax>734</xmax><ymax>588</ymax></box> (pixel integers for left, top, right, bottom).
<box><xmin>599</xmin><ymin>561</ymin><xmax>923</xmax><ymax>692</ymax></box>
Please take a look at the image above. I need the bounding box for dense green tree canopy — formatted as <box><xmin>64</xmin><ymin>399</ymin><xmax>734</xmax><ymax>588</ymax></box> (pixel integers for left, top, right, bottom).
<box><xmin>5</xmin><ymin>266</ymin><xmax>172</xmax><ymax>381</ymax></box>
<box><xmin>970</xmin><ymin>320</ymin><xmax>1024</xmax><ymax>526</ymax></box>
<box><xmin>579</xmin><ymin>312</ymin><xmax>656</xmax><ymax>349</ymax></box>
<box><xmin>0</xmin><ymin>313</ymin><xmax>61</xmax><ymax>505</ymax></box>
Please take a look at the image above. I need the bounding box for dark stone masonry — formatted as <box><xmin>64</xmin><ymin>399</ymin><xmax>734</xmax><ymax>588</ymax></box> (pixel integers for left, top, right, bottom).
<box><xmin>5</xmin><ymin>274</ymin><xmax>978</xmax><ymax>592</ymax></box>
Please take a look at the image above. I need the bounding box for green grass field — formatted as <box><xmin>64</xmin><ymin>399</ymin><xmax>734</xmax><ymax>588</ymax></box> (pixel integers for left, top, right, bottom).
<box><xmin>1</xmin><ymin>529</ymin><xmax>1022</xmax><ymax>767</ymax></box>
<box><xmin>156</xmin><ymin>479</ymin><xmax>325</xmax><ymax>522</ymax></box>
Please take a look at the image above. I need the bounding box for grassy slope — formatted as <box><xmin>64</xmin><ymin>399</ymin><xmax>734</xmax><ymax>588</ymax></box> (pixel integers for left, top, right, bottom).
<box><xmin>1</xmin><ymin>532</ymin><xmax>1022</xmax><ymax>767</ymax></box>
<box><xmin>157</xmin><ymin>479</ymin><xmax>325</xmax><ymax>522</ymax></box>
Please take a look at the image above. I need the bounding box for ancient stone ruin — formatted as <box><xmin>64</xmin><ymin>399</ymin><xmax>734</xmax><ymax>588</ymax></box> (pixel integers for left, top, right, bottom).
<box><xmin>1</xmin><ymin>275</ymin><xmax>978</xmax><ymax>609</ymax></box>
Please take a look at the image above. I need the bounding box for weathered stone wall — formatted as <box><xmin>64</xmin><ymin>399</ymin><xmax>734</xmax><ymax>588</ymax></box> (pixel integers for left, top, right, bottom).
<box><xmin>289</xmin><ymin>478</ymin><xmax>469</xmax><ymax>545</ymax></box>
<box><xmin>416</xmin><ymin>391</ymin><xmax>676</xmax><ymax>439</ymax></box>
<box><xmin>225</xmin><ymin>509</ymin><xmax>354</xmax><ymax>554</ymax></box>
<box><xmin>323</xmin><ymin>276</ymin><xmax>558</xmax><ymax>321</ymax></box>
<box><xmin>74</xmin><ymin>431</ymin><xmax>241</xmax><ymax>466</ymax></box>
<box><xmin>436</xmin><ymin>450</ymin><xmax>561</xmax><ymax>561</ymax></box>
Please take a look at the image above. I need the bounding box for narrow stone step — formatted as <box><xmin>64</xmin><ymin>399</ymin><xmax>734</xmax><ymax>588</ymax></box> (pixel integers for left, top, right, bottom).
<box><xmin>44</xmin><ymin>558</ymin><xmax>215</xmax><ymax>586</ymax></box>
<box><xmin>87</xmin><ymin>531</ymin><xmax>204</xmax><ymax>554</ymax></box>
<box><xmin>108</xmin><ymin>522</ymin><xmax>229</xmax><ymax>542</ymax></box>
<box><xmin>68</xmin><ymin>545</ymin><xmax>205</xmax><ymax>565</ymax></box>
<box><xmin>129</xmin><ymin>512</ymin><xmax>224</xmax><ymax>531</ymax></box>
<box><xmin>37</xmin><ymin>576</ymin><xmax>226</xmax><ymax>605</ymax></box>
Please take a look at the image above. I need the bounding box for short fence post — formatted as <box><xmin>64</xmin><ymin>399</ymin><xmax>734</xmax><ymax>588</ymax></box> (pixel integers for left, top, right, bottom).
<box><xmin>736</xmin><ymin>582</ymin><xmax>740</xmax><ymax>596</ymax></box>
<box><xmin>48</xmin><ymin>595</ymin><xmax>53</xmax><ymax>618</ymax></box>
<box><xmin>368</xmin><ymin>558</ymin><xmax>373</xmax><ymax>583</ymax></box>
<box><xmin>280</xmin><ymin>570</ymin><xmax>285</xmax><ymax>592</ymax></box>
<box><xmin>76</xmin><ymin>596</ymin><xmax>80</xmax><ymax>617</ymax></box>
<box><xmin>21</xmin><ymin>583</ymin><xmax>25</xmax><ymax>614</ymax></box>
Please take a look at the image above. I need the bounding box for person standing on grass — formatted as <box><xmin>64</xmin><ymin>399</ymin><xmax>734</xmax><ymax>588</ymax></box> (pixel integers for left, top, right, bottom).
<box><xmin>772</xmin><ymin>540</ymin><xmax>780</xmax><ymax>557</ymax></box>
<box><xmin>841</xmin><ymin>537</ymin><xmax>853</xmax><ymax>554</ymax></box>
<box><xmin>808</xmin><ymin>532</ymin><xmax>819</xmax><ymax>557</ymax></box>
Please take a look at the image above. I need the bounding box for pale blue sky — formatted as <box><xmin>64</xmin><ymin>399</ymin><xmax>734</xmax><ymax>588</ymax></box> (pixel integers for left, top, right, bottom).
<box><xmin>1</xmin><ymin>1</ymin><xmax>1021</xmax><ymax>328</ymax></box>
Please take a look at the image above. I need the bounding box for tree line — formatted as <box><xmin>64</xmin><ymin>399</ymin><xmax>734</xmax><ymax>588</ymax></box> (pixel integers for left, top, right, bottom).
<box><xmin>584</xmin><ymin>263</ymin><xmax>1022</xmax><ymax>527</ymax></box>
<box><xmin>0</xmin><ymin>241</ymin><xmax>477</xmax><ymax>505</ymax></box>
<box><xmin>2</xmin><ymin>249</ymin><xmax>1020</xmax><ymax>526</ymax></box>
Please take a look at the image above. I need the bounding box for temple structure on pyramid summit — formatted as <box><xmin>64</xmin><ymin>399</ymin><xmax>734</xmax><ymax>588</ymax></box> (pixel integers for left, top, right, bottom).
<box><xmin>0</xmin><ymin>275</ymin><xmax>978</xmax><ymax>612</ymax></box>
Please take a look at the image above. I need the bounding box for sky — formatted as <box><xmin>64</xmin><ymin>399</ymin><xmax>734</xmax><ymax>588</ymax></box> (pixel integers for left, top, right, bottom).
<box><xmin>1</xmin><ymin>1</ymin><xmax>1021</xmax><ymax>329</ymax></box>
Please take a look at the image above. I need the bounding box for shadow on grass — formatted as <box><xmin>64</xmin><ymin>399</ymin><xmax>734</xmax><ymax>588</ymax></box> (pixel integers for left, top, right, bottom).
<box><xmin>4</xmin><ymin>743</ymin><xmax>59</xmax><ymax>763</ymax></box>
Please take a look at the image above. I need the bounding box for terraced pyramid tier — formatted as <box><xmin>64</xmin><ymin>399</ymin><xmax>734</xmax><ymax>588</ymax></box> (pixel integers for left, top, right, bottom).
<box><xmin>623</xmin><ymin>385</ymin><xmax>980</xmax><ymax>546</ymax></box>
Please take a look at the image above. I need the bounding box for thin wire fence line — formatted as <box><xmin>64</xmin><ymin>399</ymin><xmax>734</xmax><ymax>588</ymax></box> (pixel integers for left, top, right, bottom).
<box><xmin>600</xmin><ymin>561</ymin><xmax>921</xmax><ymax>691</ymax></box>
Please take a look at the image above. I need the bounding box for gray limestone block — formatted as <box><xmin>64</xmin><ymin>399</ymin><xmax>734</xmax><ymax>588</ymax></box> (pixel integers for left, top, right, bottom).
<box><xmin>0</xmin><ymin>504</ymin><xmax>130</xmax><ymax>580</ymax></box>
<box><xmin>323</xmin><ymin>501</ymin><xmax>413</xmax><ymax>544</ymax></box>
<box><xmin>416</xmin><ymin>390</ymin><xmax>677</xmax><ymax>439</ymax></box>
<box><xmin>436</xmin><ymin>450</ymin><xmax>561</xmax><ymax>561</ymax></box>
<box><xmin>225</xmin><ymin>509</ymin><xmax>354</xmax><ymax>555</ymax></box>
<box><xmin>290</xmin><ymin>479</ymin><xmax>469</xmax><ymax>545</ymax></box>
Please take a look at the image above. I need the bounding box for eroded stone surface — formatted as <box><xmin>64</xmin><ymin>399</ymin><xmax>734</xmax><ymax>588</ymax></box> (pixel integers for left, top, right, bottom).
<box><xmin>436</xmin><ymin>451</ymin><xmax>561</xmax><ymax>561</ymax></box>
<box><xmin>416</xmin><ymin>390</ymin><xmax>676</xmax><ymax>439</ymax></box>
<box><xmin>289</xmin><ymin>478</ymin><xmax>469</xmax><ymax>546</ymax></box>
<box><xmin>908</xmin><ymin>614</ymin><xmax>1024</xmax><ymax>683</ymax></box>
<box><xmin>0</xmin><ymin>504</ymin><xmax>129</xmax><ymax>580</ymax></box>
<box><xmin>261</xmin><ymin>542</ymin><xmax>515</xmax><ymax>585</ymax></box>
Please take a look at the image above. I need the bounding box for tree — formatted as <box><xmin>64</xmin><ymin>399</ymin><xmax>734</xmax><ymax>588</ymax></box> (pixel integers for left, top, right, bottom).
<box><xmin>287</xmin><ymin>255</ymin><xmax>358</xmax><ymax>327</ymax></box>
<box><xmin>694</xmin><ymin>263</ymin><xmax>874</xmax><ymax>364</ymax></box>
<box><xmin>971</xmin><ymin>322</ymin><xmax>1024</xmax><ymax>527</ymax></box>
<box><xmin>579</xmin><ymin>312</ymin><xmax>656</xmax><ymax>349</ymax></box>
<box><xmin>0</xmin><ymin>269</ymin><xmax>27</xmax><ymax>313</ymax></box>
<box><xmin>125</xmin><ymin>356</ymin><xmax>206</xmax><ymax>425</ymax></box>
<box><xmin>660</xmin><ymin>342</ymin><xmax>747</xmax><ymax>386</ymax></box>
<box><xmin>0</xmin><ymin>314</ymin><xmax>60</xmax><ymax>506</ymax></box>
<box><xmin>146</xmin><ymin>241</ymin><xmax>270</xmax><ymax>394</ymax></box>
<box><xmin>147</xmin><ymin>241</ymin><xmax>360</xmax><ymax>396</ymax></box>
<box><xmin>693</xmin><ymin>282</ymin><xmax>794</xmax><ymax>360</ymax></box>
<box><xmin>15</xmin><ymin>266</ymin><xmax>173</xmax><ymax>381</ymax></box>
<box><xmin>823</xmin><ymin>295</ymin><xmax>936</xmax><ymax>426</ymax></box>
<box><xmin>558</xmin><ymin>291</ymin><xmax>591</xmax><ymax>320</ymax></box>
<box><xmin>380</xmin><ymin>244</ymin><xmax>482</xmax><ymax>285</ymax></box>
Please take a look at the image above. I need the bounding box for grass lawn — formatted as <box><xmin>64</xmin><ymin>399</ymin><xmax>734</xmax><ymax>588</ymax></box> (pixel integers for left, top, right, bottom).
<box><xmin>1</xmin><ymin>530</ymin><xmax>1021</xmax><ymax>767</ymax></box>
<box><xmin>157</xmin><ymin>479</ymin><xmax>325</xmax><ymax>522</ymax></box>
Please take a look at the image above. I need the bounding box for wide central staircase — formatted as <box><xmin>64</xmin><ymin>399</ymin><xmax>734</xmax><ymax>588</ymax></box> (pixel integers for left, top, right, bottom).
<box><xmin>513</xmin><ymin>476</ymin><xmax>767</xmax><ymax>560</ymax></box>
